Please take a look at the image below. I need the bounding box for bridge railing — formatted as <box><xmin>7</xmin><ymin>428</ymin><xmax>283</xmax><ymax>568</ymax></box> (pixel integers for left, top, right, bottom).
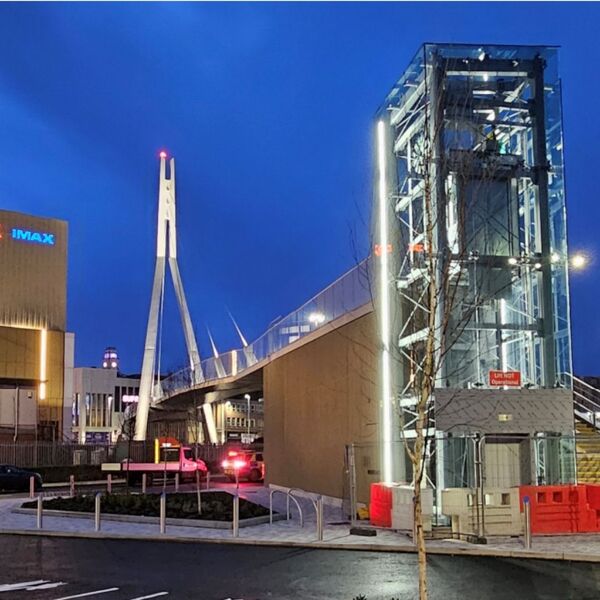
<box><xmin>160</xmin><ymin>259</ymin><xmax>373</xmax><ymax>397</ymax></box>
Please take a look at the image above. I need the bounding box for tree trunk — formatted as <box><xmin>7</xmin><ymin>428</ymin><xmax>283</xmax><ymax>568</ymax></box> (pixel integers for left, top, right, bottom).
<box><xmin>414</xmin><ymin>484</ymin><xmax>428</xmax><ymax>600</ymax></box>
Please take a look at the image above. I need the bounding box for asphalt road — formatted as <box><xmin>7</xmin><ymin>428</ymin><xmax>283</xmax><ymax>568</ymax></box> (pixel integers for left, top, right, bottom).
<box><xmin>0</xmin><ymin>535</ymin><xmax>598</xmax><ymax>599</ymax></box>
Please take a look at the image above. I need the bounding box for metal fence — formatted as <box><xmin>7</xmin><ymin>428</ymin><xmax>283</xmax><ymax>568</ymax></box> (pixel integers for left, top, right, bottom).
<box><xmin>343</xmin><ymin>432</ymin><xmax>595</xmax><ymax>526</ymax></box>
<box><xmin>0</xmin><ymin>441</ymin><xmax>233</xmax><ymax>469</ymax></box>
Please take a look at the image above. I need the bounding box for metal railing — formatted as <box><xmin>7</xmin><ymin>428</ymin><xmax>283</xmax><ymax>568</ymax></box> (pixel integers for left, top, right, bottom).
<box><xmin>0</xmin><ymin>440</ymin><xmax>231</xmax><ymax>469</ymax></box>
<box><xmin>565</xmin><ymin>374</ymin><xmax>600</xmax><ymax>429</ymax></box>
<box><xmin>159</xmin><ymin>259</ymin><xmax>372</xmax><ymax>399</ymax></box>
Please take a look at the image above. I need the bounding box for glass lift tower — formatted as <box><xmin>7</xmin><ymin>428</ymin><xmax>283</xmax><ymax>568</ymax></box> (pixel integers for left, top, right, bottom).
<box><xmin>374</xmin><ymin>44</ymin><xmax>572</xmax><ymax>487</ymax></box>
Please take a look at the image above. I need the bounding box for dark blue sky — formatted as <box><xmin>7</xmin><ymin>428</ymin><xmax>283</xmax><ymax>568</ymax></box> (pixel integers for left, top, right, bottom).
<box><xmin>1</xmin><ymin>2</ymin><xmax>598</xmax><ymax>374</ymax></box>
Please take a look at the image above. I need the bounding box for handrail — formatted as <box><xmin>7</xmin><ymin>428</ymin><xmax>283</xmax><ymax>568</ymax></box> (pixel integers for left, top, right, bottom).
<box><xmin>563</xmin><ymin>373</ymin><xmax>600</xmax><ymax>430</ymax></box>
<box><xmin>157</xmin><ymin>259</ymin><xmax>372</xmax><ymax>399</ymax></box>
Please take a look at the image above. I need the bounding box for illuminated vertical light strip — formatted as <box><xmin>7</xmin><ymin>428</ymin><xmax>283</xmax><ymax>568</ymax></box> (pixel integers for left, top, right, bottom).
<box><xmin>500</xmin><ymin>299</ymin><xmax>508</xmax><ymax>371</ymax></box>
<box><xmin>377</xmin><ymin>120</ymin><xmax>393</xmax><ymax>484</ymax></box>
<box><xmin>39</xmin><ymin>328</ymin><xmax>47</xmax><ymax>400</ymax></box>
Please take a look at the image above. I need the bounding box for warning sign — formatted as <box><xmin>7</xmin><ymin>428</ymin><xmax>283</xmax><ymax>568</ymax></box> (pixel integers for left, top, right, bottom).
<box><xmin>489</xmin><ymin>370</ymin><xmax>521</xmax><ymax>387</ymax></box>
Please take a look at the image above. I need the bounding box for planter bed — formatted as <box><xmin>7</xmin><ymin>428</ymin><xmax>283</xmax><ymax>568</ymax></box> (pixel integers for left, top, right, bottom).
<box><xmin>19</xmin><ymin>491</ymin><xmax>280</xmax><ymax>529</ymax></box>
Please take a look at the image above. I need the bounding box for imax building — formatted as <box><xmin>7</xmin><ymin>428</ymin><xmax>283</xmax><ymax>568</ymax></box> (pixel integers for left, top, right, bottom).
<box><xmin>0</xmin><ymin>209</ymin><xmax>73</xmax><ymax>441</ymax></box>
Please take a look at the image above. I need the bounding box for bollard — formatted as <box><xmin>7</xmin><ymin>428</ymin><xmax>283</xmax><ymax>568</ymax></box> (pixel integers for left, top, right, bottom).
<box><xmin>206</xmin><ymin>471</ymin><xmax>211</xmax><ymax>491</ymax></box>
<box><xmin>142</xmin><ymin>473</ymin><xmax>147</xmax><ymax>495</ymax></box>
<box><xmin>196</xmin><ymin>470</ymin><xmax>202</xmax><ymax>515</ymax></box>
<box><xmin>106</xmin><ymin>474</ymin><xmax>112</xmax><ymax>494</ymax></box>
<box><xmin>232</xmin><ymin>493</ymin><xmax>239</xmax><ymax>538</ymax></box>
<box><xmin>316</xmin><ymin>496</ymin><xmax>324</xmax><ymax>542</ymax></box>
<box><xmin>29</xmin><ymin>476</ymin><xmax>35</xmax><ymax>499</ymax></box>
<box><xmin>94</xmin><ymin>493</ymin><xmax>101</xmax><ymax>532</ymax></box>
<box><xmin>160</xmin><ymin>492</ymin><xmax>166</xmax><ymax>534</ymax></box>
<box><xmin>523</xmin><ymin>496</ymin><xmax>532</xmax><ymax>549</ymax></box>
<box><xmin>175</xmin><ymin>473</ymin><xmax>179</xmax><ymax>493</ymax></box>
<box><xmin>69</xmin><ymin>474</ymin><xmax>75</xmax><ymax>497</ymax></box>
<box><xmin>36</xmin><ymin>495</ymin><xmax>43</xmax><ymax>529</ymax></box>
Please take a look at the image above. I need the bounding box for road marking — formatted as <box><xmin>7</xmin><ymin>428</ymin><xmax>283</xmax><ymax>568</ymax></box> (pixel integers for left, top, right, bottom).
<box><xmin>27</xmin><ymin>582</ymin><xmax>67</xmax><ymax>590</ymax></box>
<box><xmin>127</xmin><ymin>593</ymin><xmax>169</xmax><ymax>600</ymax></box>
<box><xmin>0</xmin><ymin>581</ymin><xmax>50</xmax><ymax>592</ymax></box>
<box><xmin>52</xmin><ymin>588</ymin><xmax>120</xmax><ymax>599</ymax></box>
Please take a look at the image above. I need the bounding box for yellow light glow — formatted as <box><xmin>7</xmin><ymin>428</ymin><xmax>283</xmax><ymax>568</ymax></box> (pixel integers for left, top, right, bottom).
<box><xmin>377</xmin><ymin>119</ymin><xmax>393</xmax><ymax>485</ymax></box>
<box><xmin>570</xmin><ymin>253</ymin><xmax>587</xmax><ymax>270</ymax></box>
<box><xmin>39</xmin><ymin>328</ymin><xmax>47</xmax><ymax>401</ymax></box>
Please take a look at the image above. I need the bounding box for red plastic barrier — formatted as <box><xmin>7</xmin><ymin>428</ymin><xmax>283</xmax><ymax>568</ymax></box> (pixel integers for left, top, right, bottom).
<box><xmin>579</xmin><ymin>484</ymin><xmax>600</xmax><ymax>532</ymax></box>
<box><xmin>370</xmin><ymin>482</ymin><xmax>393</xmax><ymax>506</ymax></box>
<box><xmin>519</xmin><ymin>485</ymin><xmax>600</xmax><ymax>534</ymax></box>
<box><xmin>370</xmin><ymin>483</ymin><xmax>393</xmax><ymax>527</ymax></box>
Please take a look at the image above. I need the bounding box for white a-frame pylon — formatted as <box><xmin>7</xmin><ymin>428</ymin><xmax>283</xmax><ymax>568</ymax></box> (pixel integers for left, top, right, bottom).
<box><xmin>134</xmin><ymin>153</ymin><xmax>203</xmax><ymax>441</ymax></box>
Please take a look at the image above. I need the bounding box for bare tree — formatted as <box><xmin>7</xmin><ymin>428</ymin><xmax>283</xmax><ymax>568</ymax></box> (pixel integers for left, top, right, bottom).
<box><xmin>117</xmin><ymin>410</ymin><xmax>136</xmax><ymax>492</ymax></box>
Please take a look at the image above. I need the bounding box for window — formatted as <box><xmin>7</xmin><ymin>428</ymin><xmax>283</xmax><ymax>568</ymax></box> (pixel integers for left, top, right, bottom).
<box><xmin>114</xmin><ymin>386</ymin><xmax>121</xmax><ymax>413</ymax></box>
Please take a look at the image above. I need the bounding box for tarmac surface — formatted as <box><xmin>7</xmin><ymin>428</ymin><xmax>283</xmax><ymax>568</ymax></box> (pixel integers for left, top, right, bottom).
<box><xmin>0</xmin><ymin>534</ymin><xmax>599</xmax><ymax>600</ymax></box>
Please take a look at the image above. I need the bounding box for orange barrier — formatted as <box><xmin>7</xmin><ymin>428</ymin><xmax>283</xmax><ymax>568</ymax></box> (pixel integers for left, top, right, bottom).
<box><xmin>519</xmin><ymin>485</ymin><xmax>600</xmax><ymax>534</ymax></box>
<box><xmin>370</xmin><ymin>482</ymin><xmax>392</xmax><ymax>527</ymax></box>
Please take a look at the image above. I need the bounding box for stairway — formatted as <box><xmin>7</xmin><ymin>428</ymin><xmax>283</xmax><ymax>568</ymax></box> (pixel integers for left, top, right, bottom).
<box><xmin>576</xmin><ymin>422</ymin><xmax>600</xmax><ymax>484</ymax></box>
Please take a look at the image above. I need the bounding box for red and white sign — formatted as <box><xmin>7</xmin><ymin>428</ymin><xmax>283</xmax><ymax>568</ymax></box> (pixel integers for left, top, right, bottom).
<box><xmin>489</xmin><ymin>370</ymin><xmax>521</xmax><ymax>387</ymax></box>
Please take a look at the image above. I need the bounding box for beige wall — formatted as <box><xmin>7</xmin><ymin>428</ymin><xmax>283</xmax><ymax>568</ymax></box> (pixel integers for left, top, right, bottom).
<box><xmin>0</xmin><ymin>326</ymin><xmax>65</xmax><ymax>439</ymax></box>
<box><xmin>264</xmin><ymin>311</ymin><xmax>379</xmax><ymax>499</ymax></box>
<box><xmin>0</xmin><ymin>209</ymin><xmax>67</xmax><ymax>331</ymax></box>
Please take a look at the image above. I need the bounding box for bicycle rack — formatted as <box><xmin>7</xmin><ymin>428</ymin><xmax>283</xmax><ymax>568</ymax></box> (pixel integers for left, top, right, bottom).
<box><xmin>269</xmin><ymin>488</ymin><xmax>323</xmax><ymax>540</ymax></box>
<box><xmin>269</xmin><ymin>488</ymin><xmax>304</xmax><ymax>527</ymax></box>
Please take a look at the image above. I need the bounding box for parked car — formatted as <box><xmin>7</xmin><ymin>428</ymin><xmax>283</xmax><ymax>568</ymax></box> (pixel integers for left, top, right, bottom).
<box><xmin>0</xmin><ymin>465</ymin><xmax>42</xmax><ymax>492</ymax></box>
<box><xmin>222</xmin><ymin>450</ymin><xmax>264</xmax><ymax>483</ymax></box>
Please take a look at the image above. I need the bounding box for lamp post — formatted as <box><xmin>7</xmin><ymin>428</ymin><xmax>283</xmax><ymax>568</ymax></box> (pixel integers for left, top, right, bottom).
<box><xmin>570</xmin><ymin>252</ymin><xmax>588</xmax><ymax>271</ymax></box>
<box><xmin>244</xmin><ymin>394</ymin><xmax>251</xmax><ymax>440</ymax></box>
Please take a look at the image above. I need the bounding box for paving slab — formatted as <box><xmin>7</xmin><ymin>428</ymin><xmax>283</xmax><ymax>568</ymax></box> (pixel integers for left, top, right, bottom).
<box><xmin>1</xmin><ymin>488</ymin><xmax>600</xmax><ymax>562</ymax></box>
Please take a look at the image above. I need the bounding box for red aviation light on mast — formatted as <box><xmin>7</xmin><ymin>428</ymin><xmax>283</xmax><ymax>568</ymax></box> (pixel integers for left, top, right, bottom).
<box><xmin>159</xmin><ymin>150</ymin><xmax>168</xmax><ymax>159</ymax></box>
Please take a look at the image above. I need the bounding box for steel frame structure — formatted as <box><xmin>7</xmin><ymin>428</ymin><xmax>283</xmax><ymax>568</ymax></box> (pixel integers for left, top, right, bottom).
<box><xmin>374</xmin><ymin>43</ymin><xmax>572</xmax><ymax>483</ymax></box>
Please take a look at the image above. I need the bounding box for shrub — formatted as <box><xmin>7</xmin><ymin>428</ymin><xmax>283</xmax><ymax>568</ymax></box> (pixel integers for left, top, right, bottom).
<box><xmin>22</xmin><ymin>491</ymin><xmax>270</xmax><ymax>521</ymax></box>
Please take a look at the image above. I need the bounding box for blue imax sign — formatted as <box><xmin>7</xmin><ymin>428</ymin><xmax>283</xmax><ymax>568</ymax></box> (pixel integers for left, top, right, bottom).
<box><xmin>11</xmin><ymin>228</ymin><xmax>55</xmax><ymax>245</ymax></box>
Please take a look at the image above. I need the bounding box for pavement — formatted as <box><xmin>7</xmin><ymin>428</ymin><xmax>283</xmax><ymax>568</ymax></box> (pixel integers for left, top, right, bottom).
<box><xmin>0</xmin><ymin>534</ymin><xmax>599</xmax><ymax>599</ymax></box>
<box><xmin>2</xmin><ymin>483</ymin><xmax>600</xmax><ymax>563</ymax></box>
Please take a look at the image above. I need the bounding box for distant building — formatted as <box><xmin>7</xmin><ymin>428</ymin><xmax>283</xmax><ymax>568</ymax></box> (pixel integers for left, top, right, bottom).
<box><xmin>0</xmin><ymin>209</ymin><xmax>73</xmax><ymax>441</ymax></box>
<box><xmin>217</xmin><ymin>396</ymin><xmax>264</xmax><ymax>443</ymax></box>
<box><xmin>72</xmin><ymin>348</ymin><xmax>140</xmax><ymax>443</ymax></box>
<box><xmin>102</xmin><ymin>347</ymin><xmax>119</xmax><ymax>370</ymax></box>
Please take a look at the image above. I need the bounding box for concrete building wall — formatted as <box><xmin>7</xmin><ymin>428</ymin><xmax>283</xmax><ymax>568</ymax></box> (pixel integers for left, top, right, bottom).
<box><xmin>435</xmin><ymin>388</ymin><xmax>575</xmax><ymax>435</ymax></box>
<box><xmin>263</xmin><ymin>311</ymin><xmax>379</xmax><ymax>499</ymax></box>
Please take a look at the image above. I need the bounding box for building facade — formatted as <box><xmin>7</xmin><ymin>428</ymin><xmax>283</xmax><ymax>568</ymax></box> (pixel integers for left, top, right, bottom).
<box><xmin>72</xmin><ymin>351</ymin><xmax>140</xmax><ymax>444</ymax></box>
<box><xmin>0</xmin><ymin>209</ymin><xmax>73</xmax><ymax>441</ymax></box>
<box><xmin>216</xmin><ymin>396</ymin><xmax>264</xmax><ymax>443</ymax></box>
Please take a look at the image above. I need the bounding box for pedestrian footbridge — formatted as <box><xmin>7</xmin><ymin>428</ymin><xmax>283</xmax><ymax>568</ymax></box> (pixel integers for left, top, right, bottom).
<box><xmin>136</xmin><ymin>259</ymin><xmax>373</xmax><ymax>440</ymax></box>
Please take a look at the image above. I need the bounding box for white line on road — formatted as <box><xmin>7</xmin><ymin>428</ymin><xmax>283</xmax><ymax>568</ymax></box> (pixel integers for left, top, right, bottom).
<box><xmin>52</xmin><ymin>588</ymin><xmax>120</xmax><ymax>599</ymax></box>
<box><xmin>27</xmin><ymin>582</ymin><xmax>67</xmax><ymax>590</ymax></box>
<box><xmin>127</xmin><ymin>593</ymin><xmax>169</xmax><ymax>600</ymax></box>
<box><xmin>0</xmin><ymin>581</ymin><xmax>50</xmax><ymax>592</ymax></box>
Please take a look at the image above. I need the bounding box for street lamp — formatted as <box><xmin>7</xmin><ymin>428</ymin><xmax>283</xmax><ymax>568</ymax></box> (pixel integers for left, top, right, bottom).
<box><xmin>570</xmin><ymin>253</ymin><xmax>588</xmax><ymax>271</ymax></box>
<box><xmin>308</xmin><ymin>312</ymin><xmax>326</xmax><ymax>327</ymax></box>
<box><xmin>244</xmin><ymin>394</ymin><xmax>251</xmax><ymax>440</ymax></box>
